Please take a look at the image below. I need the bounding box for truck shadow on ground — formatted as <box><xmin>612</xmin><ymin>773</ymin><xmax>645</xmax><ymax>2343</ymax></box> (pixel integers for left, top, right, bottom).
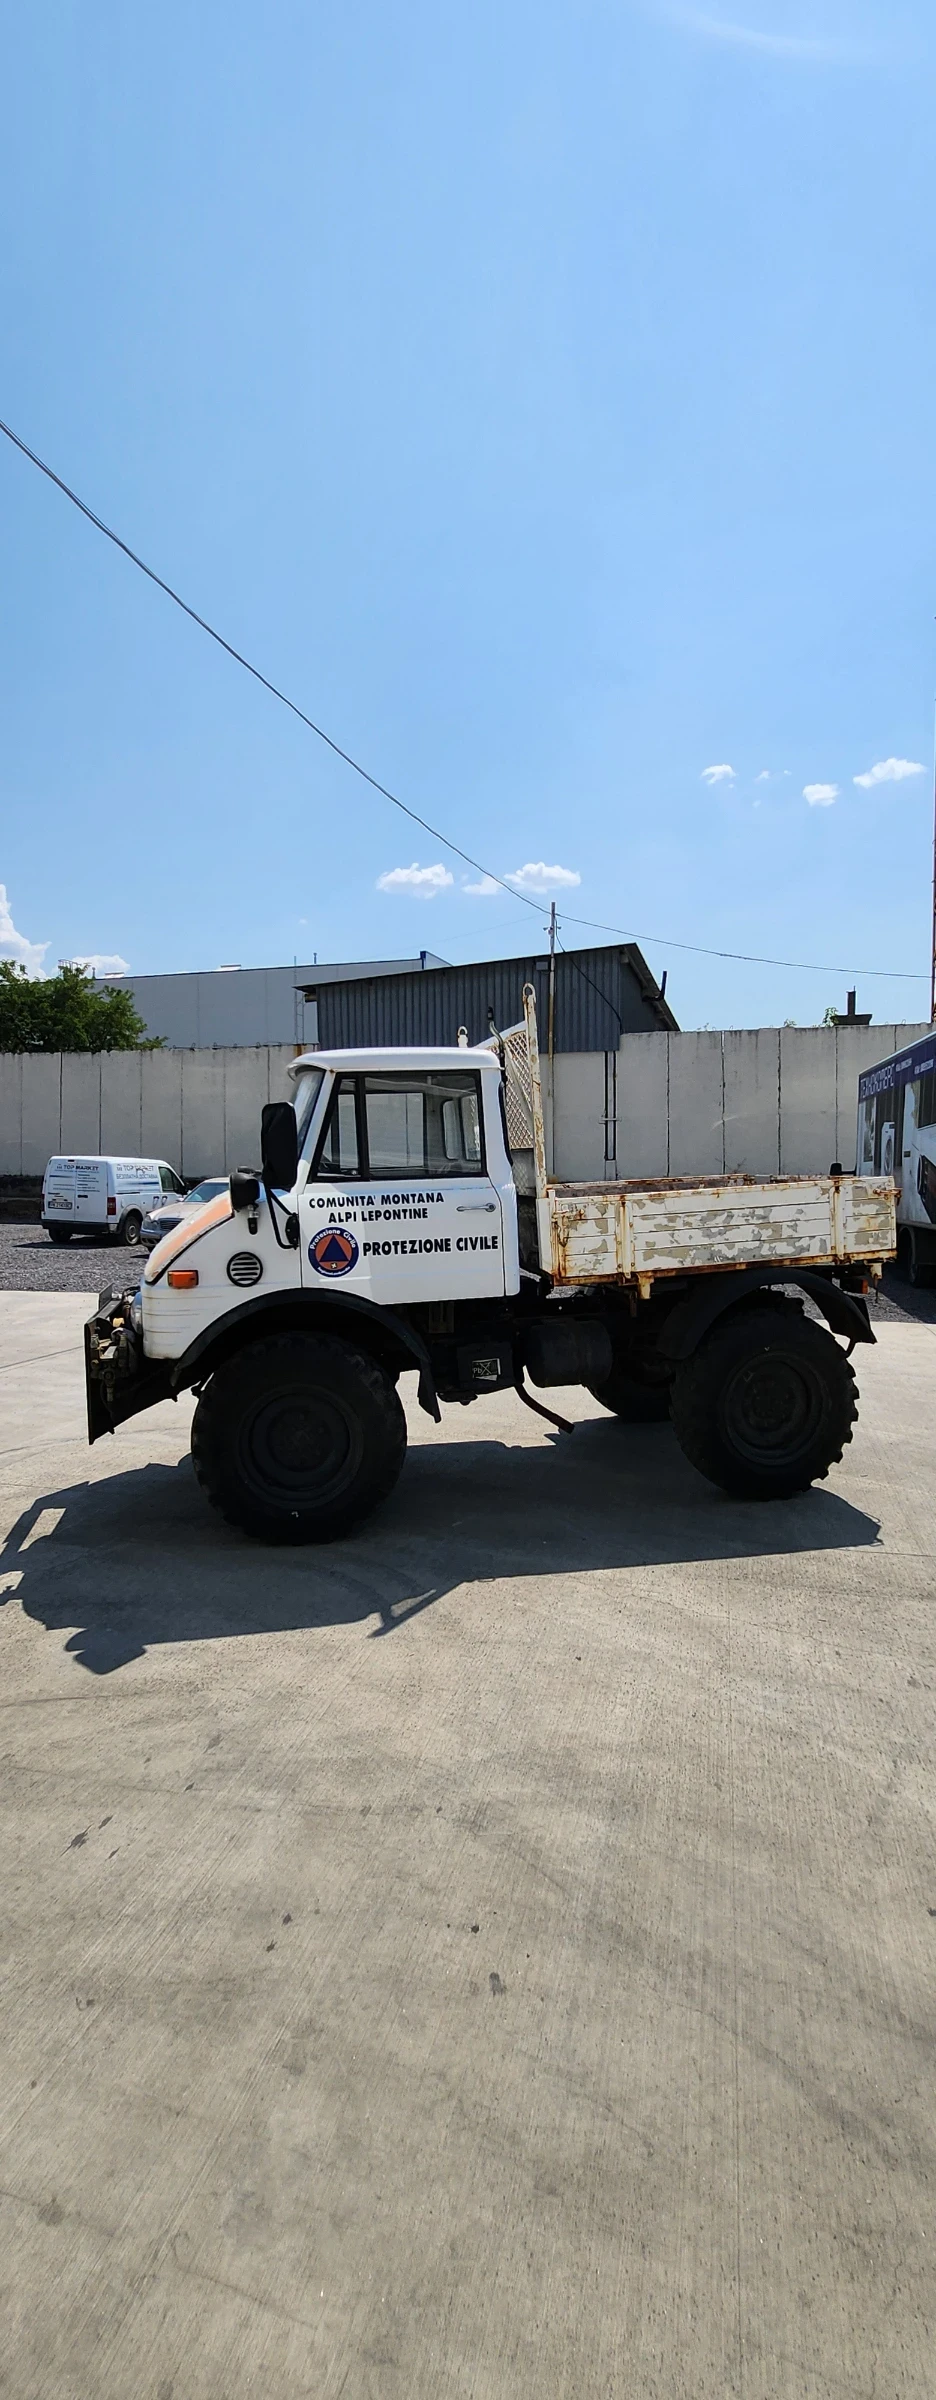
<box><xmin>0</xmin><ymin>1414</ymin><xmax>882</xmax><ymax>1675</ymax></box>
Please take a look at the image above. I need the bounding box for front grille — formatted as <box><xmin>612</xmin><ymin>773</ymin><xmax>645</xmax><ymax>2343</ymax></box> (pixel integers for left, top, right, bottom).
<box><xmin>227</xmin><ymin>1251</ymin><xmax>263</xmax><ymax>1287</ymax></box>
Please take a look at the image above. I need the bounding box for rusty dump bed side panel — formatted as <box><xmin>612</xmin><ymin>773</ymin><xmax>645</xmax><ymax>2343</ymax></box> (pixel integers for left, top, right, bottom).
<box><xmin>547</xmin><ymin>1175</ymin><xmax>896</xmax><ymax>1284</ymax></box>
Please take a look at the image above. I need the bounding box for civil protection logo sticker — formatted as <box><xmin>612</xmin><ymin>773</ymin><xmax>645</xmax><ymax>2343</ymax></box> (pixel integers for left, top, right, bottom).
<box><xmin>308</xmin><ymin>1222</ymin><xmax>359</xmax><ymax>1277</ymax></box>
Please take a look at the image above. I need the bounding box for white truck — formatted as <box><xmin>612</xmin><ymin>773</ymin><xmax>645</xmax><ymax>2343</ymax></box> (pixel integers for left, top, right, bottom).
<box><xmin>85</xmin><ymin>990</ymin><xmax>896</xmax><ymax>1539</ymax></box>
<box><xmin>856</xmin><ymin>1028</ymin><xmax>936</xmax><ymax>1286</ymax></box>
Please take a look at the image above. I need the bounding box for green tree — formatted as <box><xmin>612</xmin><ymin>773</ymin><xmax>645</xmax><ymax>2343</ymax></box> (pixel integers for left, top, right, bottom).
<box><xmin>0</xmin><ymin>962</ymin><xmax>158</xmax><ymax>1052</ymax></box>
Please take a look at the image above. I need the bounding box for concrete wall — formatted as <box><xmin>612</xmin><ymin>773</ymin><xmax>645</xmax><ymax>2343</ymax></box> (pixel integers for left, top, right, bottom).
<box><xmin>547</xmin><ymin>1023</ymin><xmax>929</xmax><ymax>1183</ymax></box>
<box><xmin>0</xmin><ymin>1024</ymin><xmax>928</xmax><ymax>1185</ymax></box>
<box><xmin>0</xmin><ymin>1048</ymin><xmax>297</xmax><ymax>1180</ymax></box>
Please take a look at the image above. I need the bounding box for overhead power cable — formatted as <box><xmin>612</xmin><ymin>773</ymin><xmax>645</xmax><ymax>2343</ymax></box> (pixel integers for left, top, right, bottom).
<box><xmin>0</xmin><ymin>416</ymin><xmax>539</xmax><ymax>917</ymax></box>
<box><xmin>558</xmin><ymin>910</ymin><xmax>929</xmax><ymax>983</ymax></box>
<box><xmin>555</xmin><ymin>933</ymin><xmax>624</xmax><ymax>1034</ymax></box>
<box><xmin>0</xmin><ymin>416</ymin><xmax>927</xmax><ymax>988</ymax></box>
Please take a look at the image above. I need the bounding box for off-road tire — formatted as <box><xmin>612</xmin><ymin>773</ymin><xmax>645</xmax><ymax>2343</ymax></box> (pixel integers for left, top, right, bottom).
<box><xmin>47</xmin><ymin>1225</ymin><xmax>72</xmax><ymax>1246</ymax></box>
<box><xmin>898</xmin><ymin>1228</ymin><xmax>936</xmax><ymax>1290</ymax></box>
<box><xmin>670</xmin><ymin>1304</ymin><xmax>857</xmax><ymax>1500</ymax></box>
<box><xmin>191</xmin><ymin>1331</ymin><xmax>407</xmax><ymax>1543</ymax></box>
<box><xmin>585</xmin><ymin>1357</ymin><xmax>671</xmax><ymax>1422</ymax></box>
<box><xmin>120</xmin><ymin>1210</ymin><xmax>143</xmax><ymax>1247</ymax></box>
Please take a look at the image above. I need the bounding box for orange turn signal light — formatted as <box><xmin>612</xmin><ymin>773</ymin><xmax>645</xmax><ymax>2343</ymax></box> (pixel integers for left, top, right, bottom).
<box><xmin>167</xmin><ymin>1268</ymin><xmax>199</xmax><ymax>1289</ymax></box>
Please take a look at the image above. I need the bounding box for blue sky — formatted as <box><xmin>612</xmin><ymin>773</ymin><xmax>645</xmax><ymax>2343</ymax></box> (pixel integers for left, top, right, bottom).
<box><xmin>1</xmin><ymin>0</ymin><xmax>933</xmax><ymax>1028</ymax></box>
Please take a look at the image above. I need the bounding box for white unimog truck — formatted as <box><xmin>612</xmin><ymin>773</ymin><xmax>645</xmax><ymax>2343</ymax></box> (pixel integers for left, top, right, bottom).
<box><xmin>85</xmin><ymin>989</ymin><xmax>896</xmax><ymax>1540</ymax></box>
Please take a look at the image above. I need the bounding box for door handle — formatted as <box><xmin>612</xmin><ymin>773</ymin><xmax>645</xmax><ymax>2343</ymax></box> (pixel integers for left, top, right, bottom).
<box><xmin>457</xmin><ymin>1202</ymin><xmax>497</xmax><ymax>1212</ymax></box>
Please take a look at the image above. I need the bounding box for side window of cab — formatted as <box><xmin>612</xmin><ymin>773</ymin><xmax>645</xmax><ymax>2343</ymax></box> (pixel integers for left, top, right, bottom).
<box><xmin>362</xmin><ymin>1073</ymin><xmax>484</xmax><ymax>1177</ymax></box>
<box><xmin>310</xmin><ymin>1072</ymin><xmax>485</xmax><ymax>1180</ymax></box>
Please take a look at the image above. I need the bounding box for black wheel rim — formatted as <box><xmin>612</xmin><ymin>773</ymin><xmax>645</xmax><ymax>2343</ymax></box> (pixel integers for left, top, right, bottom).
<box><xmin>720</xmin><ymin>1346</ymin><xmax>824</xmax><ymax>1469</ymax></box>
<box><xmin>236</xmin><ymin>1380</ymin><xmax>363</xmax><ymax>1512</ymax></box>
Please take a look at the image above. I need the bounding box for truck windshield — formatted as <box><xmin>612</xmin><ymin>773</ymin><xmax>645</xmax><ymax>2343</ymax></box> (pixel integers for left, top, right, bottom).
<box><xmin>292</xmin><ymin>1068</ymin><xmax>324</xmax><ymax>1157</ymax></box>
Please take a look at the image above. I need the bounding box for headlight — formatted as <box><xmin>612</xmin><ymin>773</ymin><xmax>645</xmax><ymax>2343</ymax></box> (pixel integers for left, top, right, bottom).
<box><xmin>130</xmin><ymin>1288</ymin><xmax>143</xmax><ymax>1334</ymax></box>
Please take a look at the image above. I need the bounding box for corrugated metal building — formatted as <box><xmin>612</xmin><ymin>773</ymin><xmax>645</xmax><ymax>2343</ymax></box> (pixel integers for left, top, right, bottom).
<box><xmin>90</xmin><ymin>953</ymin><xmax>447</xmax><ymax>1049</ymax></box>
<box><xmin>303</xmin><ymin>942</ymin><xmax>677</xmax><ymax>1053</ymax></box>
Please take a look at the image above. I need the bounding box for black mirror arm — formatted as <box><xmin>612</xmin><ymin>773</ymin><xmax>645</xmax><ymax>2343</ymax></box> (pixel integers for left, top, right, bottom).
<box><xmin>263</xmin><ymin>1178</ymin><xmax>300</xmax><ymax>1250</ymax></box>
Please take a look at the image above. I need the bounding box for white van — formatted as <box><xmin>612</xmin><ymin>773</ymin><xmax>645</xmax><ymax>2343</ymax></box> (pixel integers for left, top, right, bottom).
<box><xmin>42</xmin><ymin>1156</ymin><xmax>187</xmax><ymax>1247</ymax></box>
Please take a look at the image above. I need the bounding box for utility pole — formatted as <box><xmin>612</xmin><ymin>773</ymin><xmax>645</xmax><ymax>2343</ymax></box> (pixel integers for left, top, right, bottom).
<box><xmin>547</xmin><ymin>901</ymin><xmax>557</xmax><ymax>1177</ymax></box>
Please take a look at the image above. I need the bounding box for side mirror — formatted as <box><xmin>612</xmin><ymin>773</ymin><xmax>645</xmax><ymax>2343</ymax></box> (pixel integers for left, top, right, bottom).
<box><xmin>230</xmin><ymin>1169</ymin><xmax>261</xmax><ymax>1213</ymax></box>
<box><xmin>261</xmin><ymin>1101</ymin><xmax>299</xmax><ymax>1192</ymax></box>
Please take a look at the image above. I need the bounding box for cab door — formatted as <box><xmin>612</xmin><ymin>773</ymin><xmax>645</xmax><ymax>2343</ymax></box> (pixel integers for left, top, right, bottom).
<box><xmin>300</xmin><ymin>1067</ymin><xmax>505</xmax><ymax>1306</ymax></box>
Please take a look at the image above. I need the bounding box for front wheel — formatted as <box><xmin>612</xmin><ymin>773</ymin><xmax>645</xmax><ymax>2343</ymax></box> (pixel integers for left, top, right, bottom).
<box><xmin>191</xmin><ymin>1331</ymin><xmax>408</xmax><ymax>1543</ymax></box>
<box><xmin>670</xmin><ymin>1306</ymin><xmax>857</xmax><ymax>1500</ymax></box>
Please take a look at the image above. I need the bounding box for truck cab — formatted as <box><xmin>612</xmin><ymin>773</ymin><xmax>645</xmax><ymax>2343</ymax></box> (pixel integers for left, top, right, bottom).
<box><xmin>292</xmin><ymin>1046</ymin><xmax>517</xmax><ymax>1304</ymax></box>
<box><xmin>141</xmin><ymin>1045</ymin><xmax>517</xmax><ymax>1369</ymax></box>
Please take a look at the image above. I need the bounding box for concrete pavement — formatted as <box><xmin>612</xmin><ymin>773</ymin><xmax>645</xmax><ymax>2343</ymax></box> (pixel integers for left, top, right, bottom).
<box><xmin>1</xmin><ymin>1292</ymin><xmax>934</xmax><ymax>2397</ymax></box>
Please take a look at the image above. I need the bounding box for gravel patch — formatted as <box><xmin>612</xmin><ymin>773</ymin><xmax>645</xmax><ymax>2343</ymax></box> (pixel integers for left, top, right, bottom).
<box><xmin>873</xmin><ymin>1265</ymin><xmax>936</xmax><ymax>1326</ymax></box>
<box><xmin>0</xmin><ymin>1224</ymin><xmax>146</xmax><ymax>1294</ymax></box>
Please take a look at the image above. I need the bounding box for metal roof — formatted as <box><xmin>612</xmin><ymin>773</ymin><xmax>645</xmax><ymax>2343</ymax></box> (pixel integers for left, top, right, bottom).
<box><xmin>303</xmin><ymin>942</ymin><xmax>677</xmax><ymax>1055</ymax></box>
<box><xmin>90</xmin><ymin>954</ymin><xmax>448</xmax><ymax>1049</ymax></box>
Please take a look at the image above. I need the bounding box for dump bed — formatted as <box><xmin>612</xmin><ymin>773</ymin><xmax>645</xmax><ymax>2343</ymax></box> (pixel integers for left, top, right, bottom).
<box><xmin>497</xmin><ymin>988</ymin><xmax>896</xmax><ymax>1292</ymax></box>
<box><xmin>545</xmin><ymin>1173</ymin><xmax>896</xmax><ymax>1289</ymax></box>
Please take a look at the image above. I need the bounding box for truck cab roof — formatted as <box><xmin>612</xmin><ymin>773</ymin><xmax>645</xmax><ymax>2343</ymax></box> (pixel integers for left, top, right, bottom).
<box><xmin>287</xmin><ymin>1045</ymin><xmax>501</xmax><ymax>1079</ymax></box>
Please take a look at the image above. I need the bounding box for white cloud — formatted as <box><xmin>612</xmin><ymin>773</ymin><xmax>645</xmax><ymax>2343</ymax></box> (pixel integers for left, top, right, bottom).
<box><xmin>701</xmin><ymin>763</ymin><xmax>735</xmax><ymax>786</ymax></box>
<box><xmin>804</xmin><ymin>782</ymin><xmax>839</xmax><ymax>807</ymax></box>
<box><xmin>376</xmin><ymin>861</ymin><xmax>454</xmax><ymax>899</ymax></box>
<box><xmin>72</xmin><ymin>953</ymin><xmax>131</xmax><ymax>979</ymax></box>
<box><xmin>755</xmin><ymin>769</ymin><xmax>771</xmax><ymax>783</ymax></box>
<box><xmin>853</xmin><ymin>757</ymin><xmax>925</xmax><ymax>790</ymax></box>
<box><xmin>664</xmin><ymin>9</ymin><xmax>852</xmax><ymax>60</ymax></box>
<box><xmin>462</xmin><ymin>874</ymin><xmax>501</xmax><ymax>897</ymax></box>
<box><xmin>506</xmin><ymin>861</ymin><xmax>581</xmax><ymax>894</ymax></box>
<box><xmin>0</xmin><ymin>883</ymin><xmax>48</xmax><ymax>978</ymax></box>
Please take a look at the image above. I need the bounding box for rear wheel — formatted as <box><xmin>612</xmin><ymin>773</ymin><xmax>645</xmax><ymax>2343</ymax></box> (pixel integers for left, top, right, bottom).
<box><xmin>191</xmin><ymin>1331</ymin><xmax>407</xmax><ymax>1543</ymax></box>
<box><xmin>120</xmin><ymin>1210</ymin><xmax>143</xmax><ymax>1247</ymax></box>
<box><xmin>47</xmin><ymin>1225</ymin><xmax>72</xmax><ymax>1246</ymax></box>
<box><xmin>670</xmin><ymin>1305</ymin><xmax>857</xmax><ymax>1500</ymax></box>
<box><xmin>585</xmin><ymin>1355</ymin><xmax>671</xmax><ymax>1422</ymax></box>
<box><xmin>897</xmin><ymin>1227</ymin><xmax>936</xmax><ymax>1289</ymax></box>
